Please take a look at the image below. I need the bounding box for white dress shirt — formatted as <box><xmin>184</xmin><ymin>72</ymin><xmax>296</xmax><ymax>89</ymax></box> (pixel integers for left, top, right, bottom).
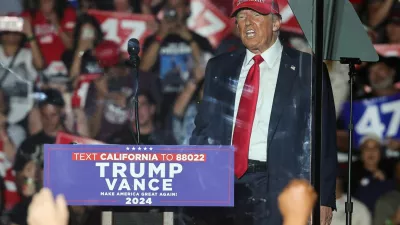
<box><xmin>232</xmin><ymin>39</ymin><xmax>283</xmax><ymax>162</ymax></box>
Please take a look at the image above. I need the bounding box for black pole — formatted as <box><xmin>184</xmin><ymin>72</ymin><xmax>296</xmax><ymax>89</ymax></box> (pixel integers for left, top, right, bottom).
<box><xmin>127</xmin><ymin>38</ymin><xmax>142</xmax><ymax>145</ymax></box>
<box><xmin>313</xmin><ymin>0</ymin><xmax>324</xmax><ymax>223</ymax></box>
<box><xmin>340</xmin><ymin>57</ymin><xmax>361</xmax><ymax>225</ymax></box>
<box><xmin>134</xmin><ymin>66</ymin><xmax>141</xmax><ymax>144</ymax></box>
<box><xmin>130</xmin><ymin>57</ymin><xmax>141</xmax><ymax>145</ymax></box>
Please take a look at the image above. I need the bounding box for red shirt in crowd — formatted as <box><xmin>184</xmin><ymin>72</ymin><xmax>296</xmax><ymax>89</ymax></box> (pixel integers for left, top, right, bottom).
<box><xmin>22</xmin><ymin>7</ymin><xmax>77</xmax><ymax>66</ymax></box>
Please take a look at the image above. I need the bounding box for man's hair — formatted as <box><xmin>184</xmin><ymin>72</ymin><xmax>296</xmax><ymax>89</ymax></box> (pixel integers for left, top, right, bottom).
<box><xmin>138</xmin><ymin>91</ymin><xmax>157</xmax><ymax>106</ymax></box>
<box><xmin>38</xmin><ymin>88</ymin><xmax>65</xmax><ymax>109</ymax></box>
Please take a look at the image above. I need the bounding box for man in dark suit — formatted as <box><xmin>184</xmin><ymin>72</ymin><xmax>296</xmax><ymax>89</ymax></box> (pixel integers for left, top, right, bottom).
<box><xmin>189</xmin><ymin>0</ymin><xmax>337</xmax><ymax>224</ymax></box>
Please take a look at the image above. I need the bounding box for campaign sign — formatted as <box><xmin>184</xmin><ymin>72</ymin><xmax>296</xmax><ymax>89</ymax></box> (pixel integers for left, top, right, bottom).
<box><xmin>340</xmin><ymin>93</ymin><xmax>400</xmax><ymax>147</ymax></box>
<box><xmin>55</xmin><ymin>132</ymin><xmax>104</xmax><ymax>145</ymax></box>
<box><xmin>43</xmin><ymin>144</ymin><xmax>234</xmax><ymax>207</ymax></box>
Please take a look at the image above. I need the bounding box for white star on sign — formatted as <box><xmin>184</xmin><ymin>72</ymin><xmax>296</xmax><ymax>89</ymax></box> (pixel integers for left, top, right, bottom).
<box><xmin>144</xmin><ymin>147</ymin><xmax>147</xmax><ymax>150</ymax></box>
<box><xmin>138</xmin><ymin>147</ymin><xmax>141</xmax><ymax>150</ymax></box>
<box><xmin>132</xmin><ymin>147</ymin><xmax>135</xmax><ymax>150</ymax></box>
<box><xmin>149</xmin><ymin>147</ymin><xmax>153</xmax><ymax>151</ymax></box>
<box><xmin>126</xmin><ymin>147</ymin><xmax>129</xmax><ymax>150</ymax></box>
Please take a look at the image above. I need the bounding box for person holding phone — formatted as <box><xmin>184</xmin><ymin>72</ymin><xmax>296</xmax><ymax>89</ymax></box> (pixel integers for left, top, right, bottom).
<box><xmin>61</xmin><ymin>13</ymin><xmax>104</xmax><ymax>80</ymax></box>
<box><xmin>21</xmin><ymin>0</ymin><xmax>76</xmax><ymax>67</ymax></box>
<box><xmin>141</xmin><ymin>0</ymin><xmax>214</xmax><ymax>128</ymax></box>
<box><xmin>0</xmin><ymin>13</ymin><xmax>44</xmax><ymax>127</ymax></box>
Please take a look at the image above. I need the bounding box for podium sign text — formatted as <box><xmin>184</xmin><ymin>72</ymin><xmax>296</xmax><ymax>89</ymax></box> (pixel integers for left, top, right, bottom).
<box><xmin>44</xmin><ymin>144</ymin><xmax>234</xmax><ymax>206</ymax></box>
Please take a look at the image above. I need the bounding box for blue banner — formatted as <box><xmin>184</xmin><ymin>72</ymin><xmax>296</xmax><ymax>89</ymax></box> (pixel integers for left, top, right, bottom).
<box><xmin>44</xmin><ymin>144</ymin><xmax>234</xmax><ymax>206</ymax></box>
<box><xmin>340</xmin><ymin>93</ymin><xmax>400</xmax><ymax>148</ymax></box>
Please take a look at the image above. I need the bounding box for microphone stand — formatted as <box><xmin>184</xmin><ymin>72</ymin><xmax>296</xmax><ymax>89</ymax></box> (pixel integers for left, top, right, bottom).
<box><xmin>340</xmin><ymin>57</ymin><xmax>361</xmax><ymax>225</ymax></box>
<box><xmin>130</xmin><ymin>54</ymin><xmax>141</xmax><ymax>144</ymax></box>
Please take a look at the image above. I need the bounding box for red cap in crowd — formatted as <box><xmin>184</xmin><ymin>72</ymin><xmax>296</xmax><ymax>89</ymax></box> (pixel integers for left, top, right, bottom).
<box><xmin>230</xmin><ymin>0</ymin><xmax>280</xmax><ymax>17</ymax></box>
<box><xmin>94</xmin><ymin>40</ymin><xmax>121</xmax><ymax>68</ymax></box>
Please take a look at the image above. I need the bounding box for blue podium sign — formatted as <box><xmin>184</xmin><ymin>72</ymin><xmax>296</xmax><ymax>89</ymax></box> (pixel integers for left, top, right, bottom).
<box><xmin>43</xmin><ymin>144</ymin><xmax>234</xmax><ymax>207</ymax></box>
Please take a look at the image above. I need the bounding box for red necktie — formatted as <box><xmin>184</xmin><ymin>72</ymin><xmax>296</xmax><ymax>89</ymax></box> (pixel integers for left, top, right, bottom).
<box><xmin>233</xmin><ymin>55</ymin><xmax>264</xmax><ymax>178</ymax></box>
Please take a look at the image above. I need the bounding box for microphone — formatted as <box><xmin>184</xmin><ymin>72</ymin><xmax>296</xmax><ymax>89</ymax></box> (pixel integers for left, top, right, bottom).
<box><xmin>127</xmin><ymin>38</ymin><xmax>141</xmax><ymax>144</ymax></box>
<box><xmin>127</xmin><ymin>38</ymin><xmax>140</xmax><ymax>55</ymax></box>
<box><xmin>127</xmin><ymin>38</ymin><xmax>140</xmax><ymax>68</ymax></box>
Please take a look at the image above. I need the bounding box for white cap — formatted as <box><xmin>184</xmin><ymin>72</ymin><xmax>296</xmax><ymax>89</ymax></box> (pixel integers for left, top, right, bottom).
<box><xmin>358</xmin><ymin>133</ymin><xmax>382</xmax><ymax>148</ymax></box>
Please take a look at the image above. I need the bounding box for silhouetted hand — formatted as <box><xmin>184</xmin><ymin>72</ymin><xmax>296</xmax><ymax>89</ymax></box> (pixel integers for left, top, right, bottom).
<box><xmin>28</xmin><ymin>188</ymin><xmax>69</xmax><ymax>225</ymax></box>
<box><xmin>278</xmin><ymin>179</ymin><xmax>317</xmax><ymax>225</ymax></box>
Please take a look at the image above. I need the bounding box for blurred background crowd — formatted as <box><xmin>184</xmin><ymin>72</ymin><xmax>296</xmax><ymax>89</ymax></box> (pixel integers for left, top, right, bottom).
<box><xmin>0</xmin><ymin>0</ymin><xmax>399</xmax><ymax>224</ymax></box>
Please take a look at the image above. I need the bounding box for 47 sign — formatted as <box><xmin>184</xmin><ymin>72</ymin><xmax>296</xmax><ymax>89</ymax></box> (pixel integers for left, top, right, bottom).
<box><xmin>88</xmin><ymin>10</ymin><xmax>156</xmax><ymax>54</ymax></box>
<box><xmin>341</xmin><ymin>93</ymin><xmax>400</xmax><ymax>147</ymax></box>
<box><xmin>88</xmin><ymin>0</ymin><xmax>233</xmax><ymax>53</ymax></box>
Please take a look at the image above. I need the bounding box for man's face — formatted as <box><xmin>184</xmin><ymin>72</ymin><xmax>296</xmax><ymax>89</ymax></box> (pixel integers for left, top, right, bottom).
<box><xmin>137</xmin><ymin>95</ymin><xmax>155</xmax><ymax>126</ymax></box>
<box><xmin>360</xmin><ymin>139</ymin><xmax>381</xmax><ymax>167</ymax></box>
<box><xmin>40</xmin><ymin>104</ymin><xmax>62</xmax><ymax>132</ymax></box>
<box><xmin>368</xmin><ymin>62</ymin><xmax>395</xmax><ymax>90</ymax></box>
<box><xmin>236</xmin><ymin>9</ymin><xmax>280</xmax><ymax>54</ymax></box>
<box><xmin>386</xmin><ymin>22</ymin><xmax>400</xmax><ymax>44</ymax></box>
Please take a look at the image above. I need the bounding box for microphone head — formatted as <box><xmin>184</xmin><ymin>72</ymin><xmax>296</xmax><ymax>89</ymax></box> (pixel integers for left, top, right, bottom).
<box><xmin>127</xmin><ymin>38</ymin><xmax>140</xmax><ymax>55</ymax></box>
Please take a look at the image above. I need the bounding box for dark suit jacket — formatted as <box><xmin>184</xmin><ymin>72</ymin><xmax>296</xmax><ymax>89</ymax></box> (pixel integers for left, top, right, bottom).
<box><xmin>190</xmin><ymin>45</ymin><xmax>338</xmax><ymax>223</ymax></box>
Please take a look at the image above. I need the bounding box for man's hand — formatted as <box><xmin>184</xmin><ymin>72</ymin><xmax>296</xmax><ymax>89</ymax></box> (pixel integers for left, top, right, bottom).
<box><xmin>320</xmin><ymin>206</ymin><xmax>333</xmax><ymax>225</ymax></box>
<box><xmin>278</xmin><ymin>179</ymin><xmax>317</xmax><ymax>225</ymax></box>
<box><xmin>28</xmin><ymin>188</ymin><xmax>69</xmax><ymax>225</ymax></box>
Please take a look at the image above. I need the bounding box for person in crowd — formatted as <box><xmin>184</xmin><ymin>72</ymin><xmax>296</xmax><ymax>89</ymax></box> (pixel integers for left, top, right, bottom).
<box><xmin>9</xmin><ymin>157</ymin><xmax>101</xmax><ymax>225</ymax></box>
<box><xmin>140</xmin><ymin>0</ymin><xmax>214</xmax><ymax>127</ymax></box>
<box><xmin>351</xmin><ymin>134</ymin><xmax>395</xmax><ymax>213</ymax></box>
<box><xmin>363</xmin><ymin>0</ymin><xmax>399</xmax><ymax>42</ymax></box>
<box><xmin>366</xmin><ymin>0</ymin><xmax>398</xmax><ymax>28</ymax></box>
<box><xmin>85</xmin><ymin>40</ymin><xmax>136</xmax><ymax>141</ymax></box>
<box><xmin>107</xmin><ymin>91</ymin><xmax>176</xmax><ymax>145</ymax></box>
<box><xmin>374</xmin><ymin>160</ymin><xmax>400</xmax><ymax>225</ymax></box>
<box><xmin>337</xmin><ymin>55</ymin><xmax>400</xmax><ymax>152</ymax></box>
<box><xmin>62</xmin><ymin>13</ymin><xmax>104</xmax><ymax>79</ymax></box>
<box><xmin>0</xmin><ymin>88</ymin><xmax>25</xmax><ymax>165</ymax></box>
<box><xmin>332</xmin><ymin>170</ymin><xmax>371</xmax><ymax>225</ymax></box>
<box><xmin>21</xmin><ymin>0</ymin><xmax>76</xmax><ymax>78</ymax></box>
<box><xmin>0</xmin><ymin>13</ymin><xmax>44</xmax><ymax>132</ymax></box>
<box><xmin>0</xmin><ymin>90</ymin><xmax>26</xmax><ymax>212</ymax></box>
<box><xmin>385</xmin><ymin>14</ymin><xmax>400</xmax><ymax>43</ymax></box>
<box><xmin>189</xmin><ymin>0</ymin><xmax>337</xmax><ymax>224</ymax></box>
<box><xmin>171</xmin><ymin>66</ymin><xmax>204</xmax><ymax>145</ymax></box>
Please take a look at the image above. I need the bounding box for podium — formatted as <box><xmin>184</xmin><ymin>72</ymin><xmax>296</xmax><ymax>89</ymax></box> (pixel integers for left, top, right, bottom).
<box><xmin>44</xmin><ymin>144</ymin><xmax>234</xmax><ymax>225</ymax></box>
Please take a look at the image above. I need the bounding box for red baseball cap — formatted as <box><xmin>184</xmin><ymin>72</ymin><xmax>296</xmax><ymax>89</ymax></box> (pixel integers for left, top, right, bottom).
<box><xmin>94</xmin><ymin>40</ymin><xmax>121</xmax><ymax>68</ymax></box>
<box><xmin>230</xmin><ymin>0</ymin><xmax>280</xmax><ymax>17</ymax></box>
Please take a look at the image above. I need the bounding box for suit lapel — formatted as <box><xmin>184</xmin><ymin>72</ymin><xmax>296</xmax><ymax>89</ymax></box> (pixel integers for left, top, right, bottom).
<box><xmin>225</xmin><ymin>50</ymin><xmax>246</xmax><ymax>108</ymax></box>
<box><xmin>267</xmin><ymin>46</ymin><xmax>298</xmax><ymax>148</ymax></box>
<box><xmin>224</xmin><ymin>49</ymin><xmax>246</xmax><ymax>144</ymax></box>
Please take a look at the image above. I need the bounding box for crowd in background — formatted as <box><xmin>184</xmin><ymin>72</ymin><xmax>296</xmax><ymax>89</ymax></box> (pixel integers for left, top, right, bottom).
<box><xmin>0</xmin><ymin>0</ymin><xmax>399</xmax><ymax>224</ymax></box>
